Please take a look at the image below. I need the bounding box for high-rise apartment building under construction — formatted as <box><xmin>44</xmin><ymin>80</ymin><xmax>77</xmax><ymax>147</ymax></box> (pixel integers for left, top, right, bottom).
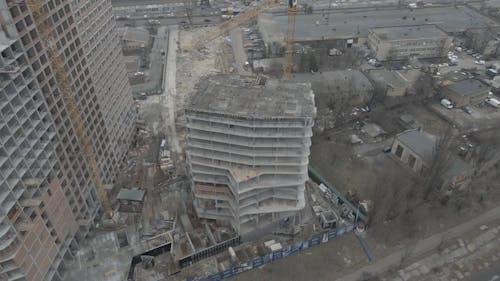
<box><xmin>186</xmin><ymin>75</ymin><xmax>316</xmax><ymax>234</ymax></box>
<box><xmin>0</xmin><ymin>0</ymin><xmax>136</xmax><ymax>280</ymax></box>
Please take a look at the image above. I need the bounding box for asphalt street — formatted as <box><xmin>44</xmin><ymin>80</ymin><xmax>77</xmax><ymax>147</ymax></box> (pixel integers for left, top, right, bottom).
<box><xmin>116</xmin><ymin>15</ymin><xmax>222</xmax><ymax>27</ymax></box>
<box><xmin>469</xmin><ymin>264</ymin><xmax>500</xmax><ymax>281</ymax></box>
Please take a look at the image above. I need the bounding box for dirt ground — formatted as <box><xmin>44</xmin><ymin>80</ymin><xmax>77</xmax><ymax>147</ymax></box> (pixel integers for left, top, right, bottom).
<box><xmin>226</xmin><ymin>100</ymin><xmax>500</xmax><ymax>281</ymax></box>
<box><xmin>230</xmin><ymin>232</ymin><xmax>370</xmax><ymax>281</ymax></box>
<box><xmin>309</xmin><ymin>99</ymin><xmax>500</xmax><ymax>254</ymax></box>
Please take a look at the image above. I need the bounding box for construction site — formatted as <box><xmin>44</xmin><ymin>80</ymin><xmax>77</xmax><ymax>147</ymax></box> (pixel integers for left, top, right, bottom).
<box><xmin>2</xmin><ymin>0</ymin><xmax>500</xmax><ymax>280</ymax></box>
<box><xmin>113</xmin><ymin>0</ymin><xmax>500</xmax><ymax>279</ymax></box>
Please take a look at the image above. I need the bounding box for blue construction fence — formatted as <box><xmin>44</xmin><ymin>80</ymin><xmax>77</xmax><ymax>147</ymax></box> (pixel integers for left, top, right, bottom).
<box><xmin>186</xmin><ymin>223</ymin><xmax>356</xmax><ymax>281</ymax></box>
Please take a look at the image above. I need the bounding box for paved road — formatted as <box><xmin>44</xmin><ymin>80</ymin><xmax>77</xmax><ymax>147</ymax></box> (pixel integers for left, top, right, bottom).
<box><xmin>131</xmin><ymin>26</ymin><xmax>168</xmax><ymax>95</ymax></box>
<box><xmin>468</xmin><ymin>262</ymin><xmax>500</xmax><ymax>281</ymax></box>
<box><xmin>112</xmin><ymin>0</ymin><xmax>183</xmax><ymax>6</ymax></box>
<box><xmin>229</xmin><ymin>28</ymin><xmax>251</xmax><ymax>75</ymax></box>
<box><xmin>116</xmin><ymin>15</ymin><xmax>222</xmax><ymax>28</ymax></box>
<box><xmin>161</xmin><ymin>25</ymin><xmax>181</xmax><ymax>153</ymax></box>
<box><xmin>338</xmin><ymin>205</ymin><xmax>500</xmax><ymax>281</ymax></box>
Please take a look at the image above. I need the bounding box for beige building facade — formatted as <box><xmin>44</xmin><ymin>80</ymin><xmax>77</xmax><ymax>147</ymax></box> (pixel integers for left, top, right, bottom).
<box><xmin>368</xmin><ymin>25</ymin><xmax>452</xmax><ymax>61</ymax></box>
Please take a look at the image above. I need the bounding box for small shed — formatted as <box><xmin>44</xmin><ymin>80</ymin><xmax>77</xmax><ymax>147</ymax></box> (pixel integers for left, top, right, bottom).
<box><xmin>117</xmin><ymin>188</ymin><xmax>145</xmax><ymax>213</ymax></box>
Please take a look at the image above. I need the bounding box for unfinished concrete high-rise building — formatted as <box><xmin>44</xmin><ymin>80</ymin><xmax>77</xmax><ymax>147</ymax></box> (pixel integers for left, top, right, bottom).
<box><xmin>186</xmin><ymin>75</ymin><xmax>316</xmax><ymax>233</ymax></box>
<box><xmin>0</xmin><ymin>0</ymin><xmax>136</xmax><ymax>280</ymax></box>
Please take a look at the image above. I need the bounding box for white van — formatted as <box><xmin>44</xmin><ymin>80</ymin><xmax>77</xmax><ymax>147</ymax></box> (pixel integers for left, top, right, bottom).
<box><xmin>441</xmin><ymin>99</ymin><xmax>453</xmax><ymax>109</ymax></box>
<box><xmin>486</xmin><ymin>98</ymin><xmax>500</xmax><ymax>108</ymax></box>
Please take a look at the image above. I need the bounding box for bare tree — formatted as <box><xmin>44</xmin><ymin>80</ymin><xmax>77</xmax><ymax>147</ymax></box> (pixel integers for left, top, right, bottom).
<box><xmin>414</xmin><ymin>71</ymin><xmax>436</xmax><ymax>98</ymax></box>
<box><xmin>423</xmin><ymin>127</ymin><xmax>455</xmax><ymax>201</ymax></box>
<box><xmin>298</xmin><ymin>53</ymin><xmax>309</xmax><ymax>72</ymax></box>
<box><xmin>325</xmin><ymin>76</ymin><xmax>356</xmax><ymax>128</ymax></box>
<box><xmin>368</xmin><ymin>84</ymin><xmax>387</xmax><ymax>107</ymax></box>
<box><xmin>309</xmin><ymin>53</ymin><xmax>319</xmax><ymax>72</ymax></box>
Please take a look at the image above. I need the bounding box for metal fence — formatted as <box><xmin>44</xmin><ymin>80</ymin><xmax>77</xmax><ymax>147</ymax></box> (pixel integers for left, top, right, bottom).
<box><xmin>179</xmin><ymin>236</ymin><xmax>242</xmax><ymax>268</ymax></box>
<box><xmin>186</xmin><ymin>223</ymin><xmax>356</xmax><ymax>281</ymax></box>
<box><xmin>308</xmin><ymin>165</ymin><xmax>367</xmax><ymax>222</ymax></box>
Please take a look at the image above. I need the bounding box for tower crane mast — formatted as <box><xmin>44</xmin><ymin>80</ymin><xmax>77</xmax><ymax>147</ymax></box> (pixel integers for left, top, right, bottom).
<box><xmin>283</xmin><ymin>0</ymin><xmax>297</xmax><ymax>80</ymax></box>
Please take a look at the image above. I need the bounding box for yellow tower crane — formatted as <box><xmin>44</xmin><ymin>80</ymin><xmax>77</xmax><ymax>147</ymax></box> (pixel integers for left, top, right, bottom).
<box><xmin>23</xmin><ymin>0</ymin><xmax>113</xmax><ymax>218</ymax></box>
<box><xmin>190</xmin><ymin>0</ymin><xmax>297</xmax><ymax>80</ymax></box>
<box><xmin>283</xmin><ymin>0</ymin><xmax>297</xmax><ymax>80</ymax></box>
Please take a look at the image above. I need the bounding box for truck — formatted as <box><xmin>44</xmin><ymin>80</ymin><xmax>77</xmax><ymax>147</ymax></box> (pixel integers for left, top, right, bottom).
<box><xmin>328</xmin><ymin>48</ymin><xmax>342</xmax><ymax>56</ymax></box>
<box><xmin>220</xmin><ymin>7</ymin><xmax>241</xmax><ymax>15</ymax></box>
<box><xmin>440</xmin><ymin>98</ymin><xmax>453</xmax><ymax>109</ymax></box>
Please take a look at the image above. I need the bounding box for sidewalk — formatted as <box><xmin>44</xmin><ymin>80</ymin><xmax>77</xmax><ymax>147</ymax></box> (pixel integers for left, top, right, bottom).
<box><xmin>338</xmin><ymin>205</ymin><xmax>500</xmax><ymax>281</ymax></box>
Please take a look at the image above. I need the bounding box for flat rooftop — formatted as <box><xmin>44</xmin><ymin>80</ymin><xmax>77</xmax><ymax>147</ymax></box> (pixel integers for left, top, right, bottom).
<box><xmin>188</xmin><ymin>75</ymin><xmax>315</xmax><ymax>118</ymax></box>
<box><xmin>258</xmin><ymin>6</ymin><xmax>497</xmax><ymax>42</ymax></box>
<box><xmin>368</xmin><ymin>69</ymin><xmax>411</xmax><ymax>89</ymax></box>
<box><xmin>396</xmin><ymin>129</ymin><xmax>436</xmax><ymax>163</ymax></box>
<box><xmin>444</xmin><ymin>79</ymin><xmax>490</xmax><ymax>96</ymax></box>
<box><xmin>117</xmin><ymin>27</ymin><xmax>150</xmax><ymax>43</ymax></box>
<box><xmin>370</xmin><ymin>25</ymin><xmax>448</xmax><ymax>41</ymax></box>
<box><xmin>117</xmin><ymin>188</ymin><xmax>145</xmax><ymax>201</ymax></box>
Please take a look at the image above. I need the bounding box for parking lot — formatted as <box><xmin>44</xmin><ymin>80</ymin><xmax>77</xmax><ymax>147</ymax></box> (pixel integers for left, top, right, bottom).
<box><xmin>430</xmin><ymin>101</ymin><xmax>500</xmax><ymax>132</ymax></box>
<box><xmin>434</xmin><ymin>47</ymin><xmax>487</xmax><ymax>75</ymax></box>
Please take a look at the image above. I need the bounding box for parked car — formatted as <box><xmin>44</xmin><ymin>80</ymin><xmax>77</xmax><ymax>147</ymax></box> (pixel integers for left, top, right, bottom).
<box><xmin>462</xmin><ymin>106</ymin><xmax>473</xmax><ymax>114</ymax></box>
<box><xmin>486</xmin><ymin>97</ymin><xmax>500</xmax><ymax>108</ymax></box>
<box><xmin>441</xmin><ymin>98</ymin><xmax>454</xmax><ymax>109</ymax></box>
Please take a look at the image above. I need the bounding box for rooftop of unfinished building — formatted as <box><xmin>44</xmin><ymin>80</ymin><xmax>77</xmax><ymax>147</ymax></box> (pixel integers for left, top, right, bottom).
<box><xmin>188</xmin><ymin>75</ymin><xmax>316</xmax><ymax>119</ymax></box>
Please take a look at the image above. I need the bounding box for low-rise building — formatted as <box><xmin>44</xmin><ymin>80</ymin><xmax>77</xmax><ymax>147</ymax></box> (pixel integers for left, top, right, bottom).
<box><xmin>257</xmin><ymin>6</ymin><xmax>495</xmax><ymax>56</ymax></box>
<box><xmin>391</xmin><ymin>129</ymin><xmax>436</xmax><ymax>173</ymax></box>
<box><xmin>442</xmin><ymin>79</ymin><xmax>490</xmax><ymax>107</ymax></box>
<box><xmin>293</xmin><ymin>71</ymin><xmax>374</xmax><ymax>107</ymax></box>
<box><xmin>117</xmin><ymin>27</ymin><xmax>150</xmax><ymax>50</ymax></box>
<box><xmin>124</xmin><ymin>56</ymin><xmax>140</xmax><ymax>73</ymax></box>
<box><xmin>117</xmin><ymin>188</ymin><xmax>146</xmax><ymax>213</ymax></box>
<box><xmin>368</xmin><ymin>25</ymin><xmax>451</xmax><ymax>61</ymax></box>
<box><xmin>391</xmin><ymin>129</ymin><xmax>473</xmax><ymax>190</ymax></box>
<box><xmin>367</xmin><ymin>69</ymin><xmax>412</xmax><ymax>97</ymax></box>
<box><xmin>464</xmin><ymin>27</ymin><xmax>500</xmax><ymax>57</ymax></box>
